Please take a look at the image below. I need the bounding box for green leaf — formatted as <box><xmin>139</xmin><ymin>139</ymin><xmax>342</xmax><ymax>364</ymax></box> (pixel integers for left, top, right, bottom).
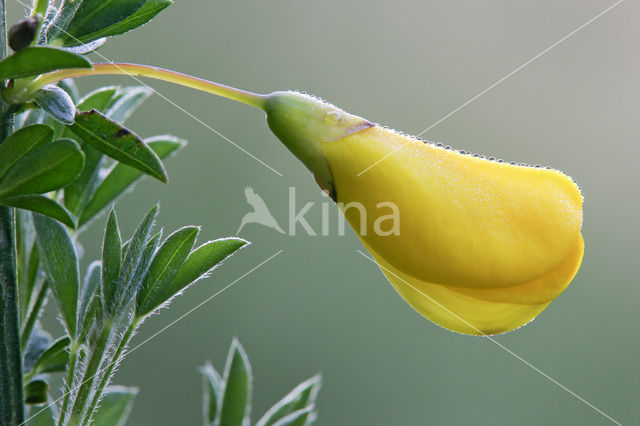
<box><xmin>220</xmin><ymin>339</ymin><xmax>252</xmax><ymax>426</ymax></box>
<box><xmin>0</xmin><ymin>195</ymin><xmax>76</xmax><ymax>228</ymax></box>
<box><xmin>33</xmin><ymin>85</ymin><xmax>76</xmax><ymax>125</ymax></box>
<box><xmin>137</xmin><ymin>237</ymin><xmax>248</xmax><ymax>316</ymax></box>
<box><xmin>105</xmin><ymin>86</ymin><xmax>153</xmax><ymax>123</ymax></box>
<box><xmin>60</xmin><ymin>0</ymin><xmax>172</xmax><ymax>46</ymax></box>
<box><xmin>77</xmin><ymin>86</ymin><xmax>121</xmax><ymax>112</ymax></box>
<box><xmin>136</xmin><ymin>226</ymin><xmax>199</xmax><ymax>316</ymax></box>
<box><xmin>91</xmin><ymin>386</ymin><xmax>138</xmax><ymax>426</ymax></box>
<box><xmin>63</xmin><ymin>87</ymin><xmax>122</xmax><ymax>215</ymax></box>
<box><xmin>78</xmin><ymin>136</ymin><xmax>185</xmax><ymax>226</ymax></box>
<box><xmin>0</xmin><ymin>47</ymin><xmax>91</xmax><ymax>80</ymax></box>
<box><xmin>24</xmin><ymin>379</ymin><xmax>48</xmax><ymax>404</ymax></box>
<box><xmin>0</xmin><ymin>124</ymin><xmax>53</xmax><ymax>180</ymax></box>
<box><xmin>0</xmin><ymin>138</ymin><xmax>85</xmax><ymax>199</ymax></box>
<box><xmin>79</xmin><ymin>261</ymin><xmax>101</xmax><ymax>331</ymax></box>
<box><xmin>22</xmin><ymin>327</ymin><xmax>52</xmax><ymax>374</ymax></box>
<box><xmin>101</xmin><ymin>210</ymin><xmax>122</xmax><ymax>318</ymax></box>
<box><xmin>271</xmin><ymin>406</ymin><xmax>315</xmax><ymax>426</ymax></box>
<box><xmin>110</xmin><ymin>205</ymin><xmax>158</xmax><ymax>317</ymax></box>
<box><xmin>256</xmin><ymin>375</ymin><xmax>321</xmax><ymax>426</ymax></box>
<box><xmin>68</xmin><ymin>109</ymin><xmax>167</xmax><ymax>182</ymax></box>
<box><xmin>27</xmin><ymin>399</ymin><xmax>57</xmax><ymax>426</ymax></box>
<box><xmin>33</xmin><ymin>214</ymin><xmax>80</xmax><ymax>336</ymax></box>
<box><xmin>31</xmin><ymin>337</ymin><xmax>70</xmax><ymax>375</ymax></box>
<box><xmin>200</xmin><ymin>362</ymin><xmax>223</xmax><ymax>426</ymax></box>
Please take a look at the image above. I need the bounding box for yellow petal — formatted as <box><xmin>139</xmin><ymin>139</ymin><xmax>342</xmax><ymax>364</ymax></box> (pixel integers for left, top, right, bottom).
<box><xmin>321</xmin><ymin>126</ymin><xmax>583</xmax><ymax>290</ymax></box>
<box><xmin>364</xmin><ymin>236</ymin><xmax>582</xmax><ymax>335</ymax></box>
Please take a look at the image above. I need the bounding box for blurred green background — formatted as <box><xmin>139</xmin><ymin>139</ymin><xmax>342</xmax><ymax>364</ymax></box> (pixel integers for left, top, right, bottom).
<box><xmin>8</xmin><ymin>1</ymin><xmax>640</xmax><ymax>424</ymax></box>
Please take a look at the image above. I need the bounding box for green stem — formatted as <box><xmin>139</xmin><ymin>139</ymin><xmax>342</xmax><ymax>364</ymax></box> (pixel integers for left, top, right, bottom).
<box><xmin>28</xmin><ymin>62</ymin><xmax>269</xmax><ymax>110</ymax></box>
<box><xmin>68</xmin><ymin>324</ymin><xmax>112</xmax><ymax>425</ymax></box>
<box><xmin>82</xmin><ymin>319</ymin><xmax>139</xmax><ymax>426</ymax></box>
<box><xmin>0</xmin><ymin>1</ymin><xmax>25</xmax><ymax>423</ymax></box>
<box><xmin>20</xmin><ymin>280</ymin><xmax>49</xmax><ymax>351</ymax></box>
<box><xmin>57</xmin><ymin>339</ymin><xmax>80</xmax><ymax>426</ymax></box>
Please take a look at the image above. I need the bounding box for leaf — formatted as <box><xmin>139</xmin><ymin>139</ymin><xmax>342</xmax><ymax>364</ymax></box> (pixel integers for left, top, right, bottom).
<box><xmin>22</xmin><ymin>327</ymin><xmax>52</xmax><ymax>373</ymax></box>
<box><xmin>110</xmin><ymin>205</ymin><xmax>158</xmax><ymax>317</ymax></box>
<box><xmin>78</xmin><ymin>136</ymin><xmax>185</xmax><ymax>226</ymax></box>
<box><xmin>220</xmin><ymin>339</ymin><xmax>252</xmax><ymax>426</ymax></box>
<box><xmin>78</xmin><ymin>86</ymin><xmax>121</xmax><ymax>112</ymax></box>
<box><xmin>136</xmin><ymin>226</ymin><xmax>199</xmax><ymax>316</ymax></box>
<box><xmin>0</xmin><ymin>138</ymin><xmax>85</xmax><ymax>199</ymax></box>
<box><xmin>68</xmin><ymin>109</ymin><xmax>167</xmax><ymax>182</ymax></box>
<box><xmin>33</xmin><ymin>213</ymin><xmax>80</xmax><ymax>336</ymax></box>
<box><xmin>0</xmin><ymin>47</ymin><xmax>91</xmax><ymax>80</ymax></box>
<box><xmin>101</xmin><ymin>210</ymin><xmax>122</xmax><ymax>318</ymax></box>
<box><xmin>271</xmin><ymin>406</ymin><xmax>315</xmax><ymax>426</ymax></box>
<box><xmin>0</xmin><ymin>195</ymin><xmax>77</xmax><ymax>228</ymax></box>
<box><xmin>136</xmin><ymin>237</ymin><xmax>248</xmax><ymax>316</ymax></box>
<box><xmin>60</xmin><ymin>0</ymin><xmax>172</xmax><ymax>46</ymax></box>
<box><xmin>105</xmin><ymin>86</ymin><xmax>153</xmax><ymax>123</ymax></box>
<box><xmin>62</xmin><ymin>38</ymin><xmax>107</xmax><ymax>55</ymax></box>
<box><xmin>31</xmin><ymin>337</ymin><xmax>70</xmax><ymax>375</ymax></box>
<box><xmin>78</xmin><ymin>261</ymin><xmax>101</xmax><ymax>330</ymax></box>
<box><xmin>0</xmin><ymin>124</ymin><xmax>53</xmax><ymax>180</ymax></box>
<box><xmin>24</xmin><ymin>379</ymin><xmax>48</xmax><ymax>404</ymax></box>
<box><xmin>256</xmin><ymin>375</ymin><xmax>321</xmax><ymax>426</ymax></box>
<box><xmin>200</xmin><ymin>362</ymin><xmax>223</xmax><ymax>426</ymax></box>
<box><xmin>63</xmin><ymin>0</ymin><xmax>146</xmax><ymax>43</ymax></box>
<box><xmin>63</xmin><ymin>86</ymin><xmax>120</xmax><ymax>215</ymax></box>
<box><xmin>91</xmin><ymin>385</ymin><xmax>138</xmax><ymax>426</ymax></box>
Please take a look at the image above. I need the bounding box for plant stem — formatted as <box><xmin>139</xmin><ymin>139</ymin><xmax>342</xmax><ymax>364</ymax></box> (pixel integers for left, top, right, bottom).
<box><xmin>29</xmin><ymin>63</ymin><xmax>269</xmax><ymax>110</ymax></box>
<box><xmin>57</xmin><ymin>339</ymin><xmax>80</xmax><ymax>426</ymax></box>
<box><xmin>68</xmin><ymin>324</ymin><xmax>112</xmax><ymax>425</ymax></box>
<box><xmin>82</xmin><ymin>319</ymin><xmax>139</xmax><ymax>426</ymax></box>
<box><xmin>0</xmin><ymin>1</ymin><xmax>25</xmax><ymax>423</ymax></box>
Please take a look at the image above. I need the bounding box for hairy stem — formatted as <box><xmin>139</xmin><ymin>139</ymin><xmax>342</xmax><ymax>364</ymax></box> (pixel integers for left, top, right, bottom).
<box><xmin>30</xmin><ymin>62</ymin><xmax>269</xmax><ymax>109</ymax></box>
<box><xmin>57</xmin><ymin>340</ymin><xmax>80</xmax><ymax>426</ymax></box>
<box><xmin>83</xmin><ymin>319</ymin><xmax>139</xmax><ymax>426</ymax></box>
<box><xmin>68</xmin><ymin>324</ymin><xmax>113</xmax><ymax>425</ymax></box>
<box><xmin>0</xmin><ymin>1</ymin><xmax>25</xmax><ymax>423</ymax></box>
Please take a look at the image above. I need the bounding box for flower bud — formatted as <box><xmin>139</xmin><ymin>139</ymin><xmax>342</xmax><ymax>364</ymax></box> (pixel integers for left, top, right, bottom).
<box><xmin>9</xmin><ymin>17</ymin><xmax>39</xmax><ymax>52</ymax></box>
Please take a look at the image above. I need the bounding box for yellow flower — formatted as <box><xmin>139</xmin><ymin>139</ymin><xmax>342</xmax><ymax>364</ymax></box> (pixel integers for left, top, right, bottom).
<box><xmin>267</xmin><ymin>92</ymin><xmax>584</xmax><ymax>335</ymax></box>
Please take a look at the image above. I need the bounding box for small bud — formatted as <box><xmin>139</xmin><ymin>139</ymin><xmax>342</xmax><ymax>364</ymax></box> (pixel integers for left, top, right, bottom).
<box><xmin>8</xmin><ymin>17</ymin><xmax>40</xmax><ymax>52</ymax></box>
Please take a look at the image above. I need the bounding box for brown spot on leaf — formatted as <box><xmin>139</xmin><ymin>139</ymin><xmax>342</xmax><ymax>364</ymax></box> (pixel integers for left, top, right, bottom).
<box><xmin>115</xmin><ymin>128</ymin><xmax>131</xmax><ymax>138</ymax></box>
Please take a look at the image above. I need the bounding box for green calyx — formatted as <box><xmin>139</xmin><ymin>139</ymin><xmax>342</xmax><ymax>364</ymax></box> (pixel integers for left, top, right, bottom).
<box><xmin>264</xmin><ymin>91</ymin><xmax>372</xmax><ymax>198</ymax></box>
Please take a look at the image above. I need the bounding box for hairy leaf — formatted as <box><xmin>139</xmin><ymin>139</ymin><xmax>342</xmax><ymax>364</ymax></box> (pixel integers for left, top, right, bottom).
<box><xmin>91</xmin><ymin>386</ymin><xmax>138</xmax><ymax>426</ymax></box>
<box><xmin>220</xmin><ymin>339</ymin><xmax>252</xmax><ymax>426</ymax></box>
<box><xmin>0</xmin><ymin>124</ymin><xmax>53</xmax><ymax>180</ymax></box>
<box><xmin>33</xmin><ymin>214</ymin><xmax>79</xmax><ymax>336</ymax></box>
<box><xmin>102</xmin><ymin>210</ymin><xmax>122</xmax><ymax>317</ymax></box>
<box><xmin>68</xmin><ymin>109</ymin><xmax>167</xmax><ymax>182</ymax></box>
<box><xmin>0</xmin><ymin>138</ymin><xmax>85</xmax><ymax>199</ymax></box>
<box><xmin>137</xmin><ymin>237</ymin><xmax>247</xmax><ymax>316</ymax></box>
<box><xmin>0</xmin><ymin>195</ymin><xmax>76</xmax><ymax>228</ymax></box>
<box><xmin>79</xmin><ymin>261</ymin><xmax>101</xmax><ymax>331</ymax></box>
<box><xmin>31</xmin><ymin>336</ymin><xmax>70</xmax><ymax>375</ymax></box>
<box><xmin>0</xmin><ymin>47</ymin><xmax>91</xmax><ymax>80</ymax></box>
<box><xmin>256</xmin><ymin>375</ymin><xmax>321</xmax><ymax>426</ymax></box>
<box><xmin>60</xmin><ymin>0</ymin><xmax>172</xmax><ymax>46</ymax></box>
<box><xmin>201</xmin><ymin>362</ymin><xmax>223</xmax><ymax>425</ymax></box>
<box><xmin>136</xmin><ymin>226</ymin><xmax>199</xmax><ymax>316</ymax></box>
